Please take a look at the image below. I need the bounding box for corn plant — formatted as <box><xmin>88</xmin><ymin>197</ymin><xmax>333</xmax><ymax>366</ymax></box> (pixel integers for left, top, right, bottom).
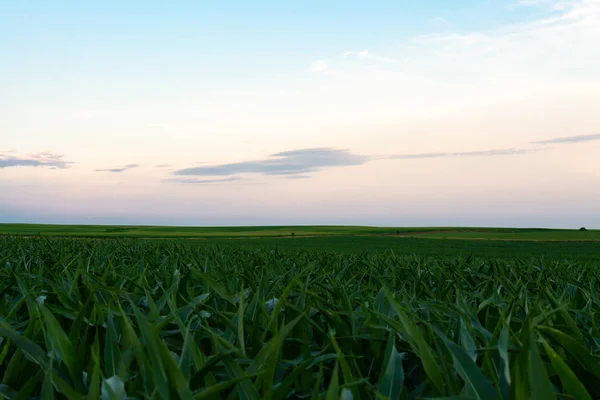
<box><xmin>1</xmin><ymin>237</ymin><xmax>599</xmax><ymax>399</ymax></box>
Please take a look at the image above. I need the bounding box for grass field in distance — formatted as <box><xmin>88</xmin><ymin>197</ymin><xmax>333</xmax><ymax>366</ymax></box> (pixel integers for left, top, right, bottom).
<box><xmin>1</xmin><ymin>223</ymin><xmax>599</xmax><ymax>241</ymax></box>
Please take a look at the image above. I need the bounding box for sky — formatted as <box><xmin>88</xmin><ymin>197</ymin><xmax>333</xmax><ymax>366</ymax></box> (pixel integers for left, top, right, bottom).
<box><xmin>1</xmin><ymin>0</ymin><xmax>600</xmax><ymax>228</ymax></box>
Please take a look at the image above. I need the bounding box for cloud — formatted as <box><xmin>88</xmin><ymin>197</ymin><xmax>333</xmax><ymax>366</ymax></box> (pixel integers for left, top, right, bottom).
<box><xmin>172</xmin><ymin>145</ymin><xmax>538</xmax><ymax>179</ymax></box>
<box><xmin>95</xmin><ymin>164</ymin><xmax>139</xmax><ymax>173</ymax></box>
<box><xmin>386</xmin><ymin>148</ymin><xmax>538</xmax><ymax>160</ymax></box>
<box><xmin>164</xmin><ymin>177</ymin><xmax>244</xmax><ymax>184</ymax></box>
<box><xmin>343</xmin><ymin>49</ymin><xmax>369</xmax><ymax>59</ymax></box>
<box><xmin>531</xmin><ymin>133</ymin><xmax>600</xmax><ymax>144</ymax></box>
<box><xmin>513</xmin><ymin>0</ymin><xmax>578</xmax><ymax>10</ymax></box>
<box><xmin>155</xmin><ymin>164</ymin><xmax>171</xmax><ymax>168</ymax></box>
<box><xmin>310</xmin><ymin>0</ymin><xmax>600</xmax><ymax>86</ymax></box>
<box><xmin>173</xmin><ymin>148</ymin><xmax>369</xmax><ymax>177</ymax></box>
<box><xmin>0</xmin><ymin>152</ymin><xmax>73</xmax><ymax>169</ymax></box>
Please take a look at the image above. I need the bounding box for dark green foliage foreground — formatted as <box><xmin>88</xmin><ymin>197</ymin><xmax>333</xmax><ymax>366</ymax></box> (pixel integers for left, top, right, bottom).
<box><xmin>1</xmin><ymin>238</ymin><xmax>600</xmax><ymax>399</ymax></box>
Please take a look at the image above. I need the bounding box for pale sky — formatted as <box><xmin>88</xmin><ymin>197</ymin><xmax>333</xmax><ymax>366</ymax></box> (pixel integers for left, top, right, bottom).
<box><xmin>2</xmin><ymin>0</ymin><xmax>599</xmax><ymax>227</ymax></box>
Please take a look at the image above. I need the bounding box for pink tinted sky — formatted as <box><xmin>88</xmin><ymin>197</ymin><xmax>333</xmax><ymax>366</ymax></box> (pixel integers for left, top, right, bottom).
<box><xmin>2</xmin><ymin>0</ymin><xmax>600</xmax><ymax>227</ymax></box>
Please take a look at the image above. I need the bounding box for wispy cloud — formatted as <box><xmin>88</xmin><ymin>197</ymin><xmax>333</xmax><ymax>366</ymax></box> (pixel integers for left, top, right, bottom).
<box><xmin>155</xmin><ymin>164</ymin><xmax>171</xmax><ymax>168</ymax></box>
<box><xmin>386</xmin><ymin>148</ymin><xmax>537</xmax><ymax>160</ymax></box>
<box><xmin>310</xmin><ymin>0</ymin><xmax>600</xmax><ymax>85</ymax></box>
<box><xmin>0</xmin><ymin>152</ymin><xmax>73</xmax><ymax>169</ymax></box>
<box><xmin>94</xmin><ymin>164</ymin><xmax>139</xmax><ymax>173</ymax></box>
<box><xmin>531</xmin><ymin>133</ymin><xmax>600</xmax><ymax>144</ymax></box>
<box><xmin>343</xmin><ymin>49</ymin><xmax>369</xmax><ymax>59</ymax></box>
<box><xmin>172</xmin><ymin>145</ymin><xmax>537</xmax><ymax>180</ymax></box>
<box><xmin>164</xmin><ymin>177</ymin><xmax>244</xmax><ymax>184</ymax></box>
<box><xmin>173</xmin><ymin>148</ymin><xmax>369</xmax><ymax>177</ymax></box>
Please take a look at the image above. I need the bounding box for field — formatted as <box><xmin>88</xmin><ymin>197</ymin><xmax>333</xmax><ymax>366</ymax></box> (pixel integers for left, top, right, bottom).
<box><xmin>1</xmin><ymin>223</ymin><xmax>600</xmax><ymax>241</ymax></box>
<box><xmin>2</xmin><ymin>223</ymin><xmax>600</xmax><ymax>262</ymax></box>
<box><xmin>1</xmin><ymin>232</ymin><xmax>600</xmax><ymax>399</ymax></box>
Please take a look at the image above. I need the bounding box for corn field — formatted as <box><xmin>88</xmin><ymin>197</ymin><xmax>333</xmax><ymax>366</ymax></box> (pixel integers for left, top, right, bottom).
<box><xmin>1</xmin><ymin>237</ymin><xmax>599</xmax><ymax>399</ymax></box>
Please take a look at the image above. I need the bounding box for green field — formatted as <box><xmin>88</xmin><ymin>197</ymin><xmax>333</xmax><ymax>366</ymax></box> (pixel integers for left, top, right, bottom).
<box><xmin>183</xmin><ymin>236</ymin><xmax>600</xmax><ymax>260</ymax></box>
<box><xmin>1</xmin><ymin>223</ymin><xmax>599</xmax><ymax>241</ymax></box>
<box><xmin>1</xmin><ymin>237</ymin><xmax>600</xmax><ymax>399</ymax></box>
<box><xmin>1</xmin><ymin>226</ymin><xmax>600</xmax><ymax>398</ymax></box>
<box><xmin>2</xmin><ymin>223</ymin><xmax>599</xmax><ymax>261</ymax></box>
<box><xmin>0</xmin><ymin>223</ymin><xmax>402</xmax><ymax>238</ymax></box>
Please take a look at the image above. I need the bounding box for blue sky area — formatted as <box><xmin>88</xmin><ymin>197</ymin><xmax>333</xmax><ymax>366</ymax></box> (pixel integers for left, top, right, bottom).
<box><xmin>2</xmin><ymin>0</ymin><xmax>599</xmax><ymax>227</ymax></box>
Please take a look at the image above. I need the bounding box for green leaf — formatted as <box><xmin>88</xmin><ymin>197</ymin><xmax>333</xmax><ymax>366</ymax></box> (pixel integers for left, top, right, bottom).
<box><xmin>544</xmin><ymin>289</ymin><xmax>585</xmax><ymax>344</ymax></box>
<box><xmin>88</xmin><ymin>332</ymin><xmax>102</xmax><ymax>400</ymax></box>
<box><xmin>192</xmin><ymin>373</ymin><xmax>261</xmax><ymax>400</ymax></box>
<box><xmin>101</xmin><ymin>376</ymin><xmax>126</xmax><ymax>400</ymax></box>
<box><xmin>383</xmin><ymin>287</ymin><xmax>445</xmax><ymax>395</ymax></box>
<box><xmin>459</xmin><ymin>318</ymin><xmax>477</xmax><ymax>363</ymax></box>
<box><xmin>116</xmin><ymin>303</ymin><xmax>145</xmax><ymax>370</ymax></box>
<box><xmin>1</xmin><ymin>349</ymin><xmax>26</xmax><ymax>387</ymax></box>
<box><xmin>326</xmin><ymin>361</ymin><xmax>340</xmax><ymax>400</ymax></box>
<box><xmin>540</xmin><ymin>337</ymin><xmax>592</xmax><ymax>400</ymax></box>
<box><xmin>329</xmin><ymin>331</ymin><xmax>360</xmax><ymax>399</ymax></box>
<box><xmin>378</xmin><ymin>335</ymin><xmax>405</xmax><ymax>400</ymax></box>
<box><xmin>14</xmin><ymin>371</ymin><xmax>41</xmax><ymax>400</ymax></box>
<box><xmin>527</xmin><ymin>326</ymin><xmax>555</xmax><ymax>400</ymax></box>
<box><xmin>104</xmin><ymin>312</ymin><xmax>125</xmax><ymax>380</ymax></box>
<box><xmin>41</xmin><ymin>358</ymin><xmax>54</xmax><ymax>400</ymax></box>
<box><xmin>222</xmin><ymin>355</ymin><xmax>261</xmax><ymax>400</ymax></box>
<box><xmin>188</xmin><ymin>350</ymin><xmax>237</xmax><ymax>388</ymax></box>
<box><xmin>178</xmin><ymin>321</ymin><xmax>204</xmax><ymax>381</ymax></box>
<box><xmin>271</xmin><ymin>353</ymin><xmax>338</xmax><ymax>400</ymax></box>
<box><xmin>436</xmin><ymin>330</ymin><xmax>497</xmax><ymax>400</ymax></box>
<box><xmin>157</xmin><ymin>335</ymin><xmax>194</xmax><ymax>400</ymax></box>
<box><xmin>0</xmin><ymin>338</ymin><xmax>11</xmax><ymax>372</ymax></box>
<box><xmin>0</xmin><ymin>319</ymin><xmax>47</xmax><ymax>368</ymax></box>
<box><xmin>39</xmin><ymin>305</ymin><xmax>81</xmax><ymax>390</ymax></box>
<box><xmin>237</xmin><ymin>284</ymin><xmax>246</xmax><ymax>357</ymax></box>
<box><xmin>497</xmin><ymin>324</ymin><xmax>511</xmax><ymax>400</ymax></box>
<box><xmin>131</xmin><ymin>303</ymin><xmax>170</xmax><ymax>400</ymax></box>
<box><xmin>539</xmin><ymin>326</ymin><xmax>600</xmax><ymax>378</ymax></box>
<box><xmin>51</xmin><ymin>372</ymin><xmax>85</xmax><ymax>400</ymax></box>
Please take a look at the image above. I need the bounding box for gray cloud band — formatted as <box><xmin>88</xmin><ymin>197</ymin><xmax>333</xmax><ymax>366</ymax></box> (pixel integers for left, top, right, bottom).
<box><xmin>6</xmin><ymin>133</ymin><xmax>594</xmax><ymax>176</ymax></box>
<box><xmin>164</xmin><ymin>177</ymin><xmax>243</xmax><ymax>184</ymax></box>
<box><xmin>0</xmin><ymin>153</ymin><xmax>73</xmax><ymax>169</ymax></box>
<box><xmin>94</xmin><ymin>164</ymin><xmax>139</xmax><ymax>173</ymax></box>
<box><xmin>385</xmin><ymin>148</ymin><xmax>535</xmax><ymax>159</ymax></box>
<box><xmin>173</xmin><ymin>148</ymin><xmax>369</xmax><ymax>177</ymax></box>
<box><xmin>170</xmin><ymin>147</ymin><xmax>536</xmax><ymax>179</ymax></box>
<box><xmin>531</xmin><ymin>134</ymin><xmax>600</xmax><ymax>145</ymax></box>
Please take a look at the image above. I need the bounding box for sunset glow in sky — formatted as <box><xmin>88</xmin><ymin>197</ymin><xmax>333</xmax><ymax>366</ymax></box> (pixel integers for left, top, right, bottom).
<box><xmin>2</xmin><ymin>0</ymin><xmax>600</xmax><ymax>227</ymax></box>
